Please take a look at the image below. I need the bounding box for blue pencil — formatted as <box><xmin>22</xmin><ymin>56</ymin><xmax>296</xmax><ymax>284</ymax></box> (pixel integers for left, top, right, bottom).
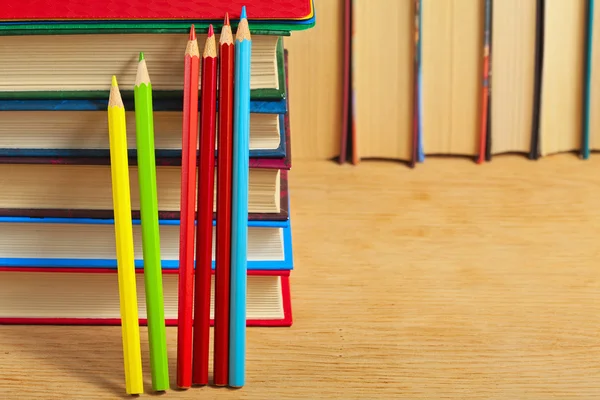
<box><xmin>230</xmin><ymin>5</ymin><xmax>251</xmax><ymax>388</ymax></box>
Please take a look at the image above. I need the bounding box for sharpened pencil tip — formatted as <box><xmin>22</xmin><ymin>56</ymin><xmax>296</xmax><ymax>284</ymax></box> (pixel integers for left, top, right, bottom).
<box><xmin>208</xmin><ymin>24</ymin><xmax>214</xmax><ymax>37</ymax></box>
<box><xmin>189</xmin><ymin>24</ymin><xmax>196</xmax><ymax>40</ymax></box>
<box><xmin>224</xmin><ymin>12</ymin><xmax>230</xmax><ymax>25</ymax></box>
<box><xmin>139</xmin><ymin>51</ymin><xmax>144</xmax><ymax>61</ymax></box>
<box><xmin>235</xmin><ymin>7</ymin><xmax>251</xmax><ymax>42</ymax></box>
<box><xmin>108</xmin><ymin>75</ymin><xmax>123</xmax><ymax>107</ymax></box>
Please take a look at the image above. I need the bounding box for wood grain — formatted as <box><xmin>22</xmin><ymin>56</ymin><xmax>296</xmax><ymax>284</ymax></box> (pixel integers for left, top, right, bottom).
<box><xmin>3</xmin><ymin>154</ymin><xmax>600</xmax><ymax>399</ymax></box>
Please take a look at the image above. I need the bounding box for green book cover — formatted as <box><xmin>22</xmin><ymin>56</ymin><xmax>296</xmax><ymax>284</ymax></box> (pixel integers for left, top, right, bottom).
<box><xmin>254</xmin><ymin>37</ymin><xmax>287</xmax><ymax>100</ymax></box>
<box><xmin>0</xmin><ymin>21</ymin><xmax>314</xmax><ymax>35</ymax></box>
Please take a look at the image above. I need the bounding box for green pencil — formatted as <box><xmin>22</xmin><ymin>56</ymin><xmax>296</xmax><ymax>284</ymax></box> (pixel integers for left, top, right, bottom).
<box><xmin>134</xmin><ymin>51</ymin><xmax>169</xmax><ymax>391</ymax></box>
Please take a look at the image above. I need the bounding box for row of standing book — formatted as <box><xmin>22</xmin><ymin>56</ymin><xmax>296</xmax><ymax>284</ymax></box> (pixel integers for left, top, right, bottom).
<box><xmin>340</xmin><ymin>0</ymin><xmax>600</xmax><ymax>166</ymax></box>
<box><xmin>0</xmin><ymin>0</ymin><xmax>316</xmax><ymax>395</ymax></box>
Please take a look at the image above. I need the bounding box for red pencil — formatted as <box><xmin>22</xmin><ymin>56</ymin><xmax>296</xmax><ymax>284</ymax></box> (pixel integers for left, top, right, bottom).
<box><xmin>213</xmin><ymin>13</ymin><xmax>234</xmax><ymax>387</ymax></box>
<box><xmin>192</xmin><ymin>24</ymin><xmax>218</xmax><ymax>386</ymax></box>
<box><xmin>177</xmin><ymin>24</ymin><xmax>199</xmax><ymax>390</ymax></box>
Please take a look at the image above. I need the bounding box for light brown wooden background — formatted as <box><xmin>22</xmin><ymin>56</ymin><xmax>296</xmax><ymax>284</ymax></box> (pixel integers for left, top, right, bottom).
<box><xmin>284</xmin><ymin>0</ymin><xmax>343</xmax><ymax>161</ymax></box>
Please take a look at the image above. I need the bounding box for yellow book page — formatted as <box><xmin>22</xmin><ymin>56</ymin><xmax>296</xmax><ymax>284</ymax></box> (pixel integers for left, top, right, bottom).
<box><xmin>490</xmin><ymin>0</ymin><xmax>537</xmax><ymax>155</ymax></box>
<box><xmin>284</xmin><ymin>0</ymin><xmax>344</xmax><ymax>160</ymax></box>
<box><xmin>539</xmin><ymin>0</ymin><xmax>585</xmax><ymax>156</ymax></box>
<box><xmin>353</xmin><ymin>0</ymin><xmax>413</xmax><ymax>161</ymax></box>
<box><xmin>422</xmin><ymin>0</ymin><xmax>483</xmax><ymax>156</ymax></box>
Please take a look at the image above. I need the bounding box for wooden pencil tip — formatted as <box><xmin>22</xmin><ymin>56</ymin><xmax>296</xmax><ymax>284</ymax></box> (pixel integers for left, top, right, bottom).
<box><xmin>235</xmin><ymin>9</ymin><xmax>251</xmax><ymax>42</ymax></box>
<box><xmin>135</xmin><ymin>55</ymin><xmax>150</xmax><ymax>86</ymax></box>
<box><xmin>109</xmin><ymin>76</ymin><xmax>123</xmax><ymax>107</ymax></box>
<box><xmin>189</xmin><ymin>24</ymin><xmax>196</xmax><ymax>40</ymax></box>
<box><xmin>220</xmin><ymin>15</ymin><xmax>233</xmax><ymax>44</ymax></box>
<box><xmin>139</xmin><ymin>51</ymin><xmax>144</xmax><ymax>61</ymax></box>
<box><xmin>204</xmin><ymin>26</ymin><xmax>217</xmax><ymax>57</ymax></box>
<box><xmin>240</xmin><ymin>5</ymin><xmax>247</xmax><ymax>19</ymax></box>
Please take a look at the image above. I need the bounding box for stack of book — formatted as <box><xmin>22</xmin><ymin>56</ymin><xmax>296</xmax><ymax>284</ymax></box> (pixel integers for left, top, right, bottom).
<box><xmin>0</xmin><ymin>2</ymin><xmax>315</xmax><ymax>327</ymax></box>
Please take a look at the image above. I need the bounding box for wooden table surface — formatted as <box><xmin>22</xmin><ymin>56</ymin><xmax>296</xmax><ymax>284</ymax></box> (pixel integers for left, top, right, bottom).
<box><xmin>2</xmin><ymin>155</ymin><xmax>600</xmax><ymax>399</ymax></box>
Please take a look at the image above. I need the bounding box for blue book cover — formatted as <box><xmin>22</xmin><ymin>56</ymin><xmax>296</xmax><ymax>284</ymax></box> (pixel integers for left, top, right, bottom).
<box><xmin>0</xmin><ymin>111</ymin><xmax>287</xmax><ymax>159</ymax></box>
<box><xmin>0</xmin><ymin>97</ymin><xmax>287</xmax><ymax>114</ymax></box>
<box><xmin>0</xmin><ymin>216</ymin><xmax>293</xmax><ymax>271</ymax></box>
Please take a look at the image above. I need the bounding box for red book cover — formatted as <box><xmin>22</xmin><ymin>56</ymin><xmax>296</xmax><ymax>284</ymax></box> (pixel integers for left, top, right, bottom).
<box><xmin>1</xmin><ymin>0</ymin><xmax>313</xmax><ymax>22</ymax></box>
<box><xmin>0</xmin><ymin>268</ymin><xmax>292</xmax><ymax>327</ymax></box>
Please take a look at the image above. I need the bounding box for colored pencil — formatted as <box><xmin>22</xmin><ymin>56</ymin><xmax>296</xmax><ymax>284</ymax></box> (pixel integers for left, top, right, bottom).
<box><xmin>133</xmin><ymin>52</ymin><xmax>169</xmax><ymax>392</ymax></box>
<box><xmin>107</xmin><ymin>75</ymin><xmax>144</xmax><ymax>395</ymax></box>
<box><xmin>477</xmin><ymin>0</ymin><xmax>492</xmax><ymax>164</ymax></box>
<box><xmin>582</xmin><ymin>0</ymin><xmax>594</xmax><ymax>159</ymax></box>
<box><xmin>192</xmin><ymin>24</ymin><xmax>218</xmax><ymax>386</ymax></box>
<box><xmin>230</xmin><ymin>6</ymin><xmax>251</xmax><ymax>388</ymax></box>
<box><xmin>213</xmin><ymin>13</ymin><xmax>234</xmax><ymax>387</ymax></box>
<box><xmin>177</xmin><ymin>24</ymin><xmax>200</xmax><ymax>390</ymax></box>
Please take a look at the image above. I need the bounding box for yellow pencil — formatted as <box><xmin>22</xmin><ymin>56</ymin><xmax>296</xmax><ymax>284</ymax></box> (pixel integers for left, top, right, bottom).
<box><xmin>107</xmin><ymin>75</ymin><xmax>144</xmax><ymax>395</ymax></box>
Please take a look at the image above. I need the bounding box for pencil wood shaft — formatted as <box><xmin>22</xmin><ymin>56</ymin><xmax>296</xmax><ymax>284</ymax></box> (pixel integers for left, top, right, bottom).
<box><xmin>177</xmin><ymin>26</ymin><xmax>199</xmax><ymax>390</ymax></box>
<box><xmin>134</xmin><ymin>56</ymin><xmax>169</xmax><ymax>391</ymax></box>
<box><xmin>214</xmin><ymin>16</ymin><xmax>234</xmax><ymax>387</ymax></box>
<box><xmin>108</xmin><ymin>76</ymin><xmax>144</xmax><ymax>395</ymax></box>
<box><xmin>192</xmin><ymin>27</ymin><xmax>217</xmax><ymax>386</ymax></box>
<box><xmin>230</xmin><ymin>9</ymin><xmax>251</xmax><ymax>389</ymax></box>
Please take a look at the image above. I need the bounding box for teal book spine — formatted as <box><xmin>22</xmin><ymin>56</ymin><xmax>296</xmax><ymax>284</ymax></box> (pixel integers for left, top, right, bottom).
<box><xmin>582</xmin><ymin>0</ymin><xmax>594</xmax><ymax>159</ymax></box>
